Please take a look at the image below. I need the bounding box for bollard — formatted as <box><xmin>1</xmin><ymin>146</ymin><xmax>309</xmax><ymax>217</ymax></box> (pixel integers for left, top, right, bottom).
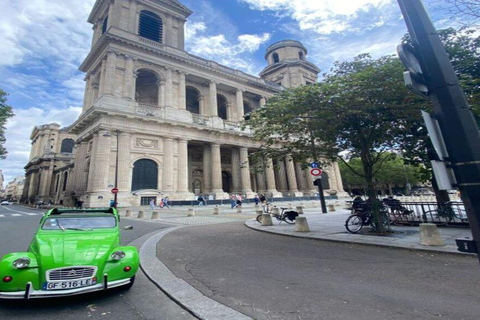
<box><xmin>287</xmin><ymin>203</ymin><xmax>293</xmax><ymax>209</ymax></box>
<box><xmin>213</xmin><ymin>206</ymin><xmax>220</xmax><ymax>215</ymax></box>
<box><xmin>261</xmin><ymin>213</ymin><xmax>273</xmax><ymax>226</ymax></box>
<box><xmin>138</xmin><ymin>211</ymin><xmax>145</xmax><ymax>219</ymax></box>
<box><xmin>255</xmin><ymin>208</ymin><xmax>263</xmax><ymax>216</ymax></box>
<box><xmin>236</xmin><ymin>206</ymin><xmax>242</xmax><ymax>214</ymax></box>
<box><xmin>296</xmin><ymin>206</ymin><xmax>304</xmax><ymax>214</ymax></box>
<box><xmin>271</xmin><ymin>206</ymin><xmax>280</xmax><ymax>215</ymax></box>
<box><xmin>327</xmin><ymin>204</ymin><xmax>335</xmax><ymax>212</ymax></box>
<box><xmin>295</xmin><ymin>216</ymin><xmax>310</xmax><ymax>232</ymax></box>
<box><xmin>419</xmin><ymin>223</ymin><xmax>445</xmax><ymax>246</ymax></box>
<box><xmin>151</xmin><ymin>211</ymin><xmax>159</xmax><ymax>219</ymax></box>
<box><xmin>188</xmin><ymin>208</ymin><xmax>195</xmax><ymax>217</ymax></box>
<box><xmin>125</xmin><ymin>210</ymin><xmax>132</xmax><ymax>217</ymax></box>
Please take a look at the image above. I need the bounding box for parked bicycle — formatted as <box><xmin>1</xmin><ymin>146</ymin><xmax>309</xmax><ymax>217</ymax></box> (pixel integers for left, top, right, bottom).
<box><xmin>256</xmin><ymin>206</ymin><xmax>298</xmax><ymax>224</ymax></box>
<box><xmin>424</xmin><ymin>201</ymin><xmax>468</xmax><ymax>224</ymax></box>
<box><xmin>345</xmin><ymin>202</ymin><xmax>389</xmax><ymax>233</ymax></box>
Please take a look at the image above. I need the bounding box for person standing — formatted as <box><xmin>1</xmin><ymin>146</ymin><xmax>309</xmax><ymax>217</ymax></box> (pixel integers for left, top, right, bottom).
<box><xmin>230</xmin><ymin>194</ymin><xmax>237</xmax><ymax>209</ymax></box>
<box><xmin>254</xmin><ymin>194</ymin><xmax>260</xmax><ymax>206</ymax></box>
<box><xmin>149</xmin><ymin>199</ymin><xmax>155</xmax><ymax>210</ymax></box>
<box><xmin>235</xmin><ymin>194</ymin><xmax>243</xmax><ymax>208</ymax></box>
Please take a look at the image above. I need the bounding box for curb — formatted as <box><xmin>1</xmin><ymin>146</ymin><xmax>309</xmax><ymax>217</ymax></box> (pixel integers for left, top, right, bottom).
<box><xmin>139</xmin><ymin>226</ymin><xmax>252</xmax><ymax>320</ymax></box>
<box><xmin>244</xmin><ymin>219</ymin><xmax>474</xmax><ymax>257</ymax></box>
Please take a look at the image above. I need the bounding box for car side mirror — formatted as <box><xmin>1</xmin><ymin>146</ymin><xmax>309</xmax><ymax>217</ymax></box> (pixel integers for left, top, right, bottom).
<box><xmin>123</xmin><ymin>225</ymin><xmax>134</xmax><ymax>230</ymax></box>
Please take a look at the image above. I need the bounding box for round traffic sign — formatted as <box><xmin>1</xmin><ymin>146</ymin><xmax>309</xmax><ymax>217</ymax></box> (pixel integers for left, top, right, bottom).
<box><xmin>310</xmin><ymin>168</ymin><xmax>323</xmax><ymax>176</ymax></box>
<box><xmin>111</xmin><ymin>188</ymin><xmax>119</xmax><ymax>194</ymax></box>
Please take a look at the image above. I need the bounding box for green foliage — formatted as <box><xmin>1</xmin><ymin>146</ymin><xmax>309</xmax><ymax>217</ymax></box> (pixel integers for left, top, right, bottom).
<box><xmin>0</xmin><ymin>89</ymin><xmax>14</xmax><ymax>159</ymax></box>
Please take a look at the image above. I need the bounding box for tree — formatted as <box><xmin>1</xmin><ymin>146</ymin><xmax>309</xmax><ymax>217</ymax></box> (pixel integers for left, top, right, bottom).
<box><xmin>245</xmin><ymin>54</ymin><xmax>427</xmax><ymax>233</ymax></box>
<box><xmin>431</xmin><ymin>0</ymin><xmax>480</xmax><ymax>26</ymax></box>
<box><xmin>0</xmin><ymin>89</ymin><xmax>14</xmax><ymax>159</ymax></box>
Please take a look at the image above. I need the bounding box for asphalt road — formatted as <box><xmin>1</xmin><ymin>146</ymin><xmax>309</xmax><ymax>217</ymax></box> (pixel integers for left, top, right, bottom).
<box><xmin>0</xmin><ymin>205</ymin><xmax>195</xmax><ymax>320</ymax></box>
<box><xmin>159</xmin><ymin>222</ymin><xmax>480</xmax><ymax>320</ymax></box>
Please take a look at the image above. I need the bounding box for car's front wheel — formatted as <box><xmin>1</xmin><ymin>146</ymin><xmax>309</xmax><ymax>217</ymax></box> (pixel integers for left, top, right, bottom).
<box><xmin>122</xmin><ymin>276</ymin><xmax>135</xmax><ymax>290</ymax></box>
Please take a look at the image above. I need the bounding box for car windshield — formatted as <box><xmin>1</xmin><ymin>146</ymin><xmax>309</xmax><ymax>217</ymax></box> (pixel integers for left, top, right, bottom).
<box><xmin>42</xmin><ymin>216</ymin><xmax>116</xmax><ymax>230</ymax></box>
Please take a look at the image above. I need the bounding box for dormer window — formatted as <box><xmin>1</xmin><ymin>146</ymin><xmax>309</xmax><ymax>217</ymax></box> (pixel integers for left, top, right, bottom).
<box><xmin>139</xmin><ymin>10</ymin><xmax>163</xmax><ymax>43</ymax></box>
<box><xmin>272</xmin><ymin>53</ymin><xmax>279</xmax><ymax>63</ymax></box>
<box><xmin>102</xmin><ymin>16</ymin><xmax>108</xmax><ymax>34</ymax></box>
<box><xmin>299</xmin><ymin>51</ymin><xmax>304</xmax><ymax>60</ymax></box>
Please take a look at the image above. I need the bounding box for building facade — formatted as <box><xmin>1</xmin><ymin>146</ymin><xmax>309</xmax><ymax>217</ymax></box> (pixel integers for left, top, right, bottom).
<box><xmin>5</xmin><ymin>176</ymin><xmax>25</xmax><ymax>202</ymax></box>
<box><xmin>23</xmin><ymin>0</ymin><xmax>345</xmax><ymax>207</ymax></box>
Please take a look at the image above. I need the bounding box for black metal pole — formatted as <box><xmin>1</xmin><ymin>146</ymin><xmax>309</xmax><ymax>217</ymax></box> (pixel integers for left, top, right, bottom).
<box><xmin>397</xmin><ymin>0</ymin><xmax>480</xmax><ymax>263</ymax></box>
<box><xmin>317</xmin><ymin>178</ymin><xmax>328</xmax><ymax>213</ymax></box>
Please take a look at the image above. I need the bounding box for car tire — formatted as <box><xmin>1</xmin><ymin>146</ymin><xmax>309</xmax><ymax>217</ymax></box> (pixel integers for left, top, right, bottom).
<box><xmin>122</xmin><ymin>276</ymin><xmax>135</xmax><ymax>290</ymax></box>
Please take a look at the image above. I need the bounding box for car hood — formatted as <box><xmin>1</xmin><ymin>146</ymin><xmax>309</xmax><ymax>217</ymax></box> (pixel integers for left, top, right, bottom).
<box><xmin>33</xmin><ymin>231</ymin><xmax>119</xmax><ymax>268</ymax></box>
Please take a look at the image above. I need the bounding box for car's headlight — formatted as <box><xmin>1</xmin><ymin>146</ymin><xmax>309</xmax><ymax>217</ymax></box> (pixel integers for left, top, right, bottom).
<box><xmin>12</xmin><ymin>257</ymin><xmax>31</xmax><ymax>269</ymax></box>
<box><xmin>111</xmin><ymin>251</ymin><xmax>126</xmax><ymax>261</ymax></box>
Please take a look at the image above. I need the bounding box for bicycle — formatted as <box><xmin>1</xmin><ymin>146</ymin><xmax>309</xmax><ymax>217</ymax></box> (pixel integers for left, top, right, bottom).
<box><xmin>345</xmin><ymin>205</ymin><xmax>389</xmax><ymax>233</ymax></box>
<box><xmin>256</xmin><ymin>206</ymin><xmax>298</xmax><ymax>224</ymax></box>
<box><xmin>424</xmin><ymin>202</ymin><xmax>468</xmax><ymax>224</ymax></box>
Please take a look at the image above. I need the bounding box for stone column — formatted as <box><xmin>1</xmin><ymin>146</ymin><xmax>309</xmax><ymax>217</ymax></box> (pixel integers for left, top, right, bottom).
<box><xmin>88</xmin><ymin>131</ymin><xmax>111</xmax><ymax>192</ymax></box>
<box><xmin>203</xmin><ymin>145</ymin><xmax>211</xmax><ymax>193</ymax></box>
<box><xmin>92</xmin><ymin>81</ymin><xmax>100</xmax><ymax>104</ymax></box>
<box><xmin>231</xmin><ymin>148</ymin><xmax>241</xmax><ymax>193</ymax></box>
<box><xmin>295</xmin><ymin>162</ymin><xmax>309</xmax><ymax>193</ymax></box>
<box><xmin>210</xmin><ymin>144</ymin><xmax>224</xmax><ymax>196</ymax></box>
<box><xmin>128</xmin><ymin>0</ymin><xmax>138</xmax><ymax>33</ymax></box>
<box><xmin>123</xmin><ymin>56</ymin><xmax>135</xmax><ymax>100</ymax></box>
<box><xmin>178</xmin><ymin>71</ymin><xmax>186</xmax><ymax>110</ymax></box>
<box><xmin>82</xmin><ymin>75</ymin><xmax>91</xmax><ymax>111</ymax></box>
<box><xmin>163</xmin><ymin>138</ymin><xmax>174</xmax><ymax>192</ymax></box>
<box><xmin>177</xmin><ymin>139</ymin><xmax>189</xmax><ymax>192</ymax></box>
<box><xmin>209</xmin><ymin>81</ymin><xmax>218</xmax><ymax>116</ymax></box>
<box><xmin>165</xmin><ymin>68</ymin><xmax>173</xmax><ymax>107</ymax></box>
<box><xmin>117</xmin><ymin>132</ymin><xmax>131</xmax><ymax>192</ymax></box>
<box><xmin>99</xmin><ymin>59</ymin><xmax>107</xmax><ymax>96</ymax></box>
<box><xmin>256</xmin><ymin>163</ymin><xmax>267</xmax><ymax>193</ymax></box>
<box><xmin>285</xmin><ymin>156</ymin><xmax>302</xmax><ymax>196</ymax></box>
<box><xmin>158</xmin><ymin>80</ymin><xmax>166</xmax><ymax>107</ymax></box>
<box><xmin>199</xmin><ymin>95</ymin><xmax>205</xmax><ymax>115</ymax></box>
<box><xmin>240</xmin><ymin>147</ymin><xmax>254</xmax><ymax>197</ymax></box>
<box><xmin>265</xmin><ymin>158</ymin><xmax>282</xmax><ymax>197</ymax></box>
<box><xmin>236</xmin><ymin>89</ymin><xmax>244</xmax><ymax>121</ymax></box>
<box><xmin>104</xmin><ymin>51</ymin><xmax>117</xmax><ymax>96</ymax></box>
<box><xmin>276</xmin><ymin>158</ymin><xmax>288</xmax><ymax>193</ymax></box>
<box><xmin>72</xmin><ymin>141</ymin><xmax>89</xmax><ymax>193</ymax></box>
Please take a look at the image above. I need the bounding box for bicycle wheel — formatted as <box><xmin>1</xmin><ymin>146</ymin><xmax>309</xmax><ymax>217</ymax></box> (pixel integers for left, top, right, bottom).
<box><xmin>345</xmin><ymin>214</ymin><xmax>364</xmax><ymax>233</ymax></box>
<box><xmin>425</xmin><ymin>209</ymin><xmax>452</xmax><ymax>223</ymax></box>
<box><xmin>256</xmin><ymin>213</ymin><xmax>262</xmax><ymax>223</ymax></box>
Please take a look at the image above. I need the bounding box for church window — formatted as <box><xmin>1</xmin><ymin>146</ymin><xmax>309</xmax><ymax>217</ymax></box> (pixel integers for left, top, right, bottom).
<box><xmin>217</xmin><ymin>95</ymin><xmax>228</xmax><ymax>120</ymax></box>
<box><xmin>272</xmin><ymin>53</ymin><xmax>279</xmax><ymax>63</ymax></box>
<box><xmin>60</xmin><ymin>138</ymin><xmax>75</xmax><ymax>153</ymax></box>
<box><xmin>186</xmin><ymin>86</ymin><xmax>200</xmax><ymax>114</ymax></box>
<box><xmin>243</xmin><ymin>101</ymin><xmax>253</xmax><ymax>116</ymax></box>
<box><xmin>135</xmin><ymin>69</ymin><xmax>159</xmax><ymax>106</ymax></box>
<box><xmin>138</xmin><ymin>10</ymin><xmax>163</xmax><ymax>43</ymax></box>
<box><xmin>102</xmin><ymin>16</ymin><xmax>108</xmax><ymax>34</ymax></box>
<box><xmin>132</xmin><ymin>159</ymin><xmax>158</xmax><ymax>191</ymax></box>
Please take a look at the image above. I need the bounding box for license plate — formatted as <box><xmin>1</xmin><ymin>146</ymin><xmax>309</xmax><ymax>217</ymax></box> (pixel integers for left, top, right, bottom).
<box><xmin>42</xmin><ymin>278</ymin><xmax>97</xmax><ymax>290</ymax></box>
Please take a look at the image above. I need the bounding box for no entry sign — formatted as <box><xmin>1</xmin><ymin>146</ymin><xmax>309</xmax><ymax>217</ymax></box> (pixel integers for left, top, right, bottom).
<box><xmin>310</xmin><ymin>168</ymin><xmax>323</xmax><ymax>176</ymax></box>
<box><xmin>111</xmin><ymin>188</ymin><xmax>119</xmax><ymax>194</ymax></box>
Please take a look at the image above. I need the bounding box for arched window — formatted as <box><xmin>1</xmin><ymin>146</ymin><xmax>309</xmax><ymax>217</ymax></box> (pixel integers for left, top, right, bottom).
<box><xmin>132</xmin><ymin>159</ymin><xmax>158</xmax><ymax>191</ymax></box>
<box><xmin>138</xmin><ymin>10</ymin><xmax>163</xmax><ymax>43</ymax></box>
<box><xmin>272</xmin><ymin>52</ymin><xmax>279</xmax><ymax>63</ymax></box>
<box><xmin>186</xmin><ymin>86</ymin><xmax>200</xmax><ymax>114</ymax></box>
<box><xmin>243</xmin><ymin>101</ymin><xmax>253</xmax><ymax>116</ymax></box>
<box><xmin>299</xmin><ymin>51</ymin><xmax>304</xmax><ymax>60</ymax></box>
<box><xmin>55</xmin><ymin>175</ymin><xmax>60</xmax><ymax>193</ymax></box>
<box><xmin>102</xmin><ymin>16</ymin><xmax>108</xmax><ymax>34</ymax></box>
<box><xmin>60</xmin><ymin>139</ymin><xmax>75</xmax><ymax>153</ymax></box>
<box><xmin>62</xmin><ymin>172</ymin><xmax>68</xmax><ymax>192</ymax></box>
<box><xmin>135</xmin><ymin>69</ymin><xmax>159</xmax><ymax>106</ymax></box>
<box><xmin>217</xmin><ymin>94</ymin><xmax>228</xmax><ymax>120</ymax></box>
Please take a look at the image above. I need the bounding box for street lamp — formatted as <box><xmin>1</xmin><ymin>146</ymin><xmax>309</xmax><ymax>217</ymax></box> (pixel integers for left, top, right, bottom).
<box><xmin>103</xmin><ymin>130</ymin><xmax>119</xmax><ymax>209</ymax></box>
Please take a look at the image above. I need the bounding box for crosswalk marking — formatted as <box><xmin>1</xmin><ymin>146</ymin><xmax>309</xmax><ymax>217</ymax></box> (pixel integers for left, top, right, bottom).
<box><xmin>12</xmin><ymin>214</ymin><xmax>21</xmax><ymax>216</ymax></box>
<box><xmin>25</xmin><ymin>213</ymin><xmax>38</xmax><ymax>216</ymax></box>
<box><xmin>0</xmin><ymin>214</ymin><xmax>4</xmax><ymax>217</ymax></box>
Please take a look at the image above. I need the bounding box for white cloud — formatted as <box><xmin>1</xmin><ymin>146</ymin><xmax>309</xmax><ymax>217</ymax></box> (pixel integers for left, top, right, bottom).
<box><xmin>0</xmin><ymin>106</ymin><xmax>82</xmax><ymax>183</ymax></box>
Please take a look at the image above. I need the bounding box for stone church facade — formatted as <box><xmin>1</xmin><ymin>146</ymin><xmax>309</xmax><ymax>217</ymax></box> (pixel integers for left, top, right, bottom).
<box><xmin>23</xmin><ymin>0</ymin><xmax>345</xmax><ymax>207</ymax></box>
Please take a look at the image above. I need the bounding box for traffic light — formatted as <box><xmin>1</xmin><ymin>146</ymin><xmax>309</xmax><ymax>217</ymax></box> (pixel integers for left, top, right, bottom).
<box><xmin>397</xmin><ymin>44</ymin><xmax>429</xmax><ymax>98</ymax></box>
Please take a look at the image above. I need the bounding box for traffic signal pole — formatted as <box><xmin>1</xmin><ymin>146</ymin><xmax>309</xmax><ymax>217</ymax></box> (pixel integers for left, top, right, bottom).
<box><xmin>397</xmin><ymin>1</ymin><xmax>480</xmax><ymax>263</ymax></box>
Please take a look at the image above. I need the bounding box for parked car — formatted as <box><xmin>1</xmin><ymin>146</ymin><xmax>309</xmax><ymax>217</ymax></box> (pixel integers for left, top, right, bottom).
<box><xmin>1</xmin><ymin>201</ymin><xmax>10</xmax><ymax>205</ymax></box>
<box><xmin>0</xmin><ymin>208</ymin><xmax>138</xmax><ymax>299</ymax></box>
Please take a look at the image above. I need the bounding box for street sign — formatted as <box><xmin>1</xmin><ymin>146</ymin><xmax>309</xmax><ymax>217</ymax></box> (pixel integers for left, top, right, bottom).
<box><xmin>111</xmin><ymin>188</ymin><xmax>119</xmax><ymax>194</ymax></box>
<box><xmin>310</xmin><ymin>168</ymin><xmax>322</xmax><ymax>176</ymax></box>
<box><xmin>310</xmin><ymin>162</ymin><xmax>320</xmax><ymax>168</ymax></box>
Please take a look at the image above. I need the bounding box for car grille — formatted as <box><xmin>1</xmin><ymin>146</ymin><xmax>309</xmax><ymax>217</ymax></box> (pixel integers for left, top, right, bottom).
<box><xmin>47</xmin><ymin>267</ymin><xmax>97</xmax><ymax>281</ymax></box>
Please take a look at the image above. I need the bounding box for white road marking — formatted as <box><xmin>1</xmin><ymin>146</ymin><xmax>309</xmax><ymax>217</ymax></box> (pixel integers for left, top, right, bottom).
<box><xmin>1</xmin><ymin>205</ymin><xmax>42</xmax><ymax>215</ymax></box>
<box><xmin>12</xmin><ymin>214</ymin><xmax>21</xmax><ymax>217</ymax></box>
<box><xmin>0</xmin><ymin>214</ymin><xmax>4</xmax><ymax>217</ymax></box>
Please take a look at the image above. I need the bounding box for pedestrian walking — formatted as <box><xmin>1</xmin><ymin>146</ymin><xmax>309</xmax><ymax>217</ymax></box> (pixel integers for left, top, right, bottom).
<box><xmin>198</xmin><ymin>195</ymin><xmax>205</xmax><ymax>206</ymax></box>
<box><xmin>254</xmin><ymin>194</ymin><xmax>260</xmax><ymax>206</ymax></box>
<box><xmin>163</xmin><ymin>196</ymin><xmax>171</xmax><ymax>209</ymax></box>
<box><xmin>159</xmin><ymin>198</ymin><xmax>165</xmax><ymax>209</ymax></box>
<box><xmin>230</xmin><ymin>194</ymin><xmax>237</xmax><ymax>209</ymax></box>
<box><xmin>149</xmin><ymin>199</ymin><xmax>155</xmax><ymax>210</ymax></box>
<box><xmin>235</xmin><ymin>194</ymin><xmax>243</xmax><ymax>208</ymax></box>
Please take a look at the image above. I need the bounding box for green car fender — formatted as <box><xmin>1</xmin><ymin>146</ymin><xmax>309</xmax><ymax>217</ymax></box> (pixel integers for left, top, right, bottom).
<box><xmin>103</xmin><ymin>246</ymin><xmax>139</xmax><ymax>281</ymax></box>
<box><xmin>0</xmin><ymin>252</ymin><xmax>40</xmax><ymax>292</ymax></box>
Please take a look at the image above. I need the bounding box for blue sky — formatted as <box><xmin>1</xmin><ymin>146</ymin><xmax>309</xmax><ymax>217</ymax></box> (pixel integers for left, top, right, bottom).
<box><xmin>0</xmin><ymin>0</ymin><xmax>461</xmax><ymax>184</ymax></box>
